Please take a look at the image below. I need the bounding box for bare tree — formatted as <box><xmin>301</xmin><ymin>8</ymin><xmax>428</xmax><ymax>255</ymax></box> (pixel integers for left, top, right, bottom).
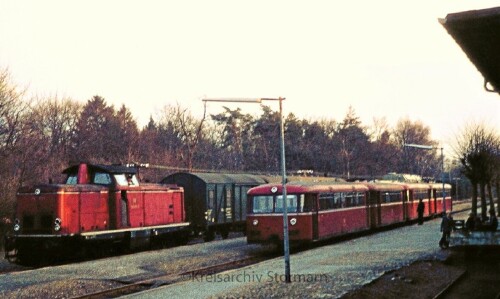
<box><xmin>0</xmin><ymin>68</ymin><xmax>29</xmax><ymax>238</ymax></box>
<box><xmin>26</xmin><ymin>96</ymin><xmax>82</xmax><ymax>183</ymax></box>
<box><xmin>453</xmin><ymin>122</ymin><xmax>499</xmax><ymax>219</ymax></box>
<box><xmin>392</xmin><ymin>118</ymin><xmax>439</xmax><ymax>177</ymax></box>
<box><xmin>158</xmin><ymin>103</ymin><xmax>206</xmax><ymax>171</ymax></box>
<box><xmin>210</xmin><ymin>106</ymin><xmax>254</xmax><ymax>171</ymax></box>
<box><xmin>332</xmin><ymin>107</ymin><xmax>371</xmax><ymax>179</ymax></box>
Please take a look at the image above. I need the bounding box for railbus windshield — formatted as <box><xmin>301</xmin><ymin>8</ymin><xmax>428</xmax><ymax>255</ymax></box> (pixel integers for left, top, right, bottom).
<box><xmin>251</xmin><ymin>194</ymin><xmax>312</xmax><ymax>214</ymax></box>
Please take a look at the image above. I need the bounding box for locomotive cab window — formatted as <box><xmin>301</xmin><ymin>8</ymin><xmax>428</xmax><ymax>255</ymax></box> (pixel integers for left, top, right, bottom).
<box><xmin>66</xmin><ymin>174</ymin><xmax>78</xmax><ymax>185</ymax></box>
<box><xmin>93</xmin><ymin>172</ymin><xmax>112</xmax><ymax>185</ymax></box>
<box><xmin>115</xmin><ymin>174</ymin><xmax>139</xmax><ymax>186</ymax></box>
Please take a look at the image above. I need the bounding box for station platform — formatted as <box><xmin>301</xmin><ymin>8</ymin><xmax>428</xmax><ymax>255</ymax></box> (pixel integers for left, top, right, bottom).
<box><xmin>125</xmin><ymin>204</ymin><xmax>471</xmax><ymax>298</ymax></box>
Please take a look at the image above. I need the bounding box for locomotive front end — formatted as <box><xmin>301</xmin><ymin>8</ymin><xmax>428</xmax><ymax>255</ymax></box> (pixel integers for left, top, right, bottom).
<box><xmin>15</xmin><ymin>185</ymin><xmax>64</xmax><ymax>235</ymax></box>
<box><xmin>6</xmin><ymin>184</ymin><xmax>73</xmax><ymax>264</ymax></box>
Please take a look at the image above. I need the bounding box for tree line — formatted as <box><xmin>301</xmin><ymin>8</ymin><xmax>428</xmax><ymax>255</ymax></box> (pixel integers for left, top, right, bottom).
<box><xmin>1</xmin><ymin>68</ymin><xmax>498</xmax><ymax>223</ymax></box>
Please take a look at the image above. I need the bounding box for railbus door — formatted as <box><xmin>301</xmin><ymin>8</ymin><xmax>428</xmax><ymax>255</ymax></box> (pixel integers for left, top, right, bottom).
<box><xmin>311</xmin><ymin>194</ymin><xmax>319</xmax><ymax>240</ymax></box>
<box><xmin>368</xmin><ymin>191</ymin><xmax>380</xmax><ymax>229</ymax></box>
<box><xmin>403</xmin><ymin>190</ymin><xmax>409</xmax><ymax>221</ymax></box>
<box><xmin>302</xmin><ymin>193</ymin><xmax>318</xmax><ymax>240</ymax></box>
<box><xmin>429</xmin><ymin>189</ymin><xmax>435</xmax><ymax>215</ymax></box>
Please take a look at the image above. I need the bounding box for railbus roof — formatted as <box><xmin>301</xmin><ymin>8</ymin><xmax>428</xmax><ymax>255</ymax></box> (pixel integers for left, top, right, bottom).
<box><xmin>249</xmin><ymin>181</ymin><xmax>369</xmax><ymax>194</ymax></box>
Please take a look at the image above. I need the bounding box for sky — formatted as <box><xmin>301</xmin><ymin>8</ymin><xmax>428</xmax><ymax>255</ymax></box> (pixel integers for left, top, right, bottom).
<box><xmin>1</xmin><ymin>0</ymin><xmax>499</xmax><ymax>154</ymax></box>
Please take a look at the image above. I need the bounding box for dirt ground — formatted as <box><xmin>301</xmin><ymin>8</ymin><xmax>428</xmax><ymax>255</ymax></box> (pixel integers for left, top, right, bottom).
<box><xmin>342</xmin><ymin>250</ymin><xmax>500</xmax><ymax>299</ymax></box>
<box><xmin>341</xmin><ymin>260</ymin><xmax>464</xmax><ymax>299</ymax></box>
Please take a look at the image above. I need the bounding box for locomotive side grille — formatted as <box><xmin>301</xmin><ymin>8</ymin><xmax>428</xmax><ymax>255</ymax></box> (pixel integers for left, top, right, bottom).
<box><xmin>21</xmin><ymin>215</ymin><xmax>53</xmax><ymax>234</ymax></box>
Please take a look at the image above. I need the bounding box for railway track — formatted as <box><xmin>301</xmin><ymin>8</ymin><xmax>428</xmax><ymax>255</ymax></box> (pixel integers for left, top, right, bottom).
<box><xmin>72</xmin><ymin>255</ymin><xmax>277</xmax><ymax>299</ymax></box>
<box><xmin>1</xmin><ymin>202</ymin><xmax>475</xmax><ymax>298</ymax></box>
<box><xmin>432</xmin><ymin>269</ymin><xmax>467</xmax><ymax>299</ymax></box>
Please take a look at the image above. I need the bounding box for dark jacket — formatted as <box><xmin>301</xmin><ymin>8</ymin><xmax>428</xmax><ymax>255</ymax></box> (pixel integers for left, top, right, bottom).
<box><xmin>417</xmin><ymin>201</ymin><xmax>425</xmax><ymax>214</ymax></box>
<box><xmin>440</xmin><ymin>215</ymin><xmax>453</xmax><ymax>233</ymax></box>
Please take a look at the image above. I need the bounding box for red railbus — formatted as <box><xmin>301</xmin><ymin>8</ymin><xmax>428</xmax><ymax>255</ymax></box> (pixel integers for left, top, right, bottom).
<box><xmin>246</xmin><ymin>181</ymin><xmax>452</xmax><ymax>245</ymax></box>
<box><xmin>365</xmin><ymin>182</ymin><xmax>406</xmax><ymax>228</ymax></box>
<box><xmin>430</xmin><ymin>183</ymin><xmax>453</xmax><ymax>215</ymax></box>
<box><xmin>247</xmin><ymin>182</ymin><xmax>370</xmax><ymax>244</ymax></box>
<box><xmin>401</xmin><ymin>183</ymin><xmax>435</xmax><ymax>220</ymax></box>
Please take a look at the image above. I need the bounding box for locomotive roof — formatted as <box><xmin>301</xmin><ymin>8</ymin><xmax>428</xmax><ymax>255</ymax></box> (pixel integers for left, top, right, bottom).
<box><xmin>170</xmin><ymin>172</ymin><xmax>267</xmax><ymax>185</ymax></box>
<box><xmin>440</xmin><ymin>7</ymin><xmax>500</xmax><ymax>93</ymax></box>
<box><xmin>63</xmin><ymin>164</ymin><xmax>138</xmax><ymax>175</ymax></box>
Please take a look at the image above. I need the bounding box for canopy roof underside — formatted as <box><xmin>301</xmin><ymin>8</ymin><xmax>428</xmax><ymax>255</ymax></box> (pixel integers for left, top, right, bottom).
<box><xmin>440</xmin><ymin>7</ymin><xmax>500</xmax><ymax>94</ymax></box>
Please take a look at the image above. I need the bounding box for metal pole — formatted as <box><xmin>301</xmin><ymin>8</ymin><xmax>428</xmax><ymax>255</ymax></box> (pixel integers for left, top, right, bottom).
<box><xmin>441</xmin><ymin>147</ymin><xmax>446</xmax><ymax>213</ymax></box>
<box><xmin>279</xmin><ymin>97</ymin><xmax>291</xmax><ymax>283</ymax></box>
<box><xmin>203</xmin><ymin>96</ymin><xmax>291</xmax><ymax>282</ymax></box>
<box><xmin>403</xmin><ymin>143</ymin><xmax>446</xmax><ymax>213</ymax></box>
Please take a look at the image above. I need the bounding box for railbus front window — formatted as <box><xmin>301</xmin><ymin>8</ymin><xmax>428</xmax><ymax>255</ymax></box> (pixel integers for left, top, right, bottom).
<box><xmin>252</xmin><ymin>196</ymin><xmax>274</xmax><ymax>213</ymax></box>
<box><xmin>276</xmin><ymin>195</ymin><xmax>298</xmax><ymax>213</ymax></box>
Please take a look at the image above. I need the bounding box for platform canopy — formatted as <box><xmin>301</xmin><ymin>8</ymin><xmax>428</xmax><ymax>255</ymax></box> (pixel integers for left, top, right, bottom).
<box><xmin>440</xmin><ymin>7</ymin><xmax>500</xmax><ymax>94</ymax></box>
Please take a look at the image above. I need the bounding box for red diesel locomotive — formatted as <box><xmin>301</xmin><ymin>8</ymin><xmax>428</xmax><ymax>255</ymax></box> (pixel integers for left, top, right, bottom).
<box><xmin>246</xmin><ymin>181</ymin><xmax>452</xmax><ymax>245</ymax></box>
<box><xmin>5</xmin><ymin>163</ymin><xmax>190</xmax><ymax>264</ymax></box>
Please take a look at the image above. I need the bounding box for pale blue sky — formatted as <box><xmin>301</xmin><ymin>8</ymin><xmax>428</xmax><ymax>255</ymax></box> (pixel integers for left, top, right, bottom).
<box><xmin>1</xmin><ymin>0</ymin><xmax>499</xmax><ymax>151</ymax></box>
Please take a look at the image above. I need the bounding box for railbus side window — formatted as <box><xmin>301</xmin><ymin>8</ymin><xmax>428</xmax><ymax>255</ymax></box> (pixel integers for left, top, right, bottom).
<box><xmin>384</xmin><ymin>191</ymin><xmax>402</xmax><ymax>203</ymax></box>
<box><xmin>414</xmin><ymin>190</ymin><xmax>427</xmax><ymax>201</ymax></box>
<box><xmin>357</xmin><ymin>192</ymin><xmax>366</xmax><ymax>206</ymax></box>
<box><xmin>338</xmin><ymin>192</ymin><xmax>346</xmax><ymax>208</ymax></box>
<box><xmin>251</xmin><ymin>196</ymin><xmax>274</xmax><ymax>214</ymax></box>
<box><xmin>319</xmin><ymin>193</ymin><xmax>335</xmax><ymax>210</ymax></box>
<box><xmin>346</xmin><ymin>192</ymin><xmax>361</xmax><ymax>207</ymax></box>
<box><xmin>345</xmin><ymin>192</ymin><xmax>356</xmax><ymax>207</ymax></box>
<box><xmin>437</xmin><ymin>189</ymin><xmax>451</xmax><ymax>198</ymax></box>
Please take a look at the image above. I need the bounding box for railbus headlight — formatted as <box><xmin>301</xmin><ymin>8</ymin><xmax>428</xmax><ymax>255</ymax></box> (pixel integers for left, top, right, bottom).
<box><xmin>252</xmin><ymin>219</ymin><xmax>259</xmax><ymax>226</ymax></box>
<box><xmin>13</xmin><ymin>219</ymin><xmax>20</xmax><ymax>232</ymax></box>
<box><xmin>54</xmin><ymin>218</ymin><xmax>62</xmax><ymax>231</ymax></box>
<box><xmin>290</xmin><ymin>218</ymin><xmax>297</xmax><ymax>226</ymax></box>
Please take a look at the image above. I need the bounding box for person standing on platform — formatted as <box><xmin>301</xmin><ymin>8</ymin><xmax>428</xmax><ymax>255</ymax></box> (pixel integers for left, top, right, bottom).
<box><xmin>465</xmin><ymin>213</ymin><xmax>476</xmax><ymax>231</ymax></box>
<box><xmin>439</xmin><ymin>212</ymin><xmax>454</xmax><ymax>249</ymax></box>
<box><xmin>417</xmin><ymin>199</ymin><xmax>425</xmax><ymax>225</ymax></box>
<box><xmin>488</xmin><ymin>210</ymin><xmax>498</xmax><ymax>231</ymax></box>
